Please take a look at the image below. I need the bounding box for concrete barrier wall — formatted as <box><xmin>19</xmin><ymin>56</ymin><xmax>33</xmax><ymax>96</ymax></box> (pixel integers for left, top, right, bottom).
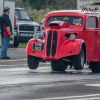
<box><xmin>0</xmin><ymin>0</ymin><xmax>3</xmax><ymax>47</ymax></box>
<box><xmin>0</xmin><ymin>0</ymin><xmax>15</xmax><ymax>47</ymax></box>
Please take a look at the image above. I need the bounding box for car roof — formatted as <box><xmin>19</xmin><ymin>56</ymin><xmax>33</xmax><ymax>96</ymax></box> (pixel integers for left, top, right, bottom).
<box><xmin>48</xmin><ymin>10</ymin><xmax>84</xmax><ymax>14</ymax></box>
<box><xmin>15</xmin><ymin>7</ymin><xmax>26</xmax><ymax>10</ymax></box>
<box><xmin>46</xmin><ymin>10</ymin><xmax>100</xmax><ymax>16</ymax></box>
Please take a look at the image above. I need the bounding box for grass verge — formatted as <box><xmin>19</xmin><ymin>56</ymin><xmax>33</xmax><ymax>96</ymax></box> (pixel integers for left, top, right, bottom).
<box><xmin>19</xmin><ymin>43</ymin><xmax>27</xmax><ymax>47</ymax></box>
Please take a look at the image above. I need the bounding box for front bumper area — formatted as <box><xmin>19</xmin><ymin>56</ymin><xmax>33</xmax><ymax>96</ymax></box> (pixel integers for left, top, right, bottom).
<box><xmin>26</xmin><ymin>37</ymin><xmax>83</xmax><ymax>61</ymax></box>
<box><xmin>14</xmin><ymin>36</ymin><xmax>33</xmax><ymax>43</ymax></box>
<box><xmin>14</xmin><ymin>31</ymin><xmax>42</xmax><ymax>43</ymax></box>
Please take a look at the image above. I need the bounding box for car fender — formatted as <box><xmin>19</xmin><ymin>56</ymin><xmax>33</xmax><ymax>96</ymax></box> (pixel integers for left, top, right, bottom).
<box><xmin>26</xmin><ymin>39</ymin><xmax>45</xmax><ymax>58</ymax></box>
<box><xmin>58</xmin><ymin>39</ymin><xmax>85</xmax><ymax>59</ymax></box>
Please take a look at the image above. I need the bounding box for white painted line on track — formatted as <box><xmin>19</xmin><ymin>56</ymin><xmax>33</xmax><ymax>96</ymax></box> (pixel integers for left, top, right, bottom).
<box><xmin>71</xmin><ymin>97</ymin><xmax>100</xmax><ymax>100</ymax></box>
<box><xmin>0</xmin><ymin>77</ymin><xmax>91</xmax><ymax>87</ymax></box>
<box><xmin>85</xmin><ymin>83</ymin><xmax>100</xmax><ymax>87</ymax></box>
<box><xmin>0</xmin><ymin>63</ymin><xmax>50</xmax><ymax>67</ymax></box>
<box><xmin>0</xmin><ymin>59</ymin><xmax>27</xmax><ymax>62</ymax></box>
<box><xmin>0</xmin><ymin>64</ymin><xmax>27</xmax><ymax>67</ymax></box>
<box><xmin>33</xmin><ymin>94</ymin><xmax>100</xmax><ymax>100</ymax></box>
<box><xmin>0</xmin><ymin>59</ymin><xmax>50</xmax><ymax>64</ymax></box>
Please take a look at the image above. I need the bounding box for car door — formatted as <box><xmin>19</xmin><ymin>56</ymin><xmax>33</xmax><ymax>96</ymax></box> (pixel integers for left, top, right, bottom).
<box><xmin>98</xmin><ymin>17</ymin><xmax>100</xmax><ymax>61</ymax></box>
<box><xmin>84</xmin><ymin>16</ymin><xmax>99</xmax><ymax>61</ymax></box>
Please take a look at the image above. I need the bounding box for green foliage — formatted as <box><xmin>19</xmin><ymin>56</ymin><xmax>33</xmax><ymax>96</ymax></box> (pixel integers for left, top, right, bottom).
<box><xmin>16</xmin><ymin>0</ymin><xmax>77</xmax><ymax>23</ymax></box>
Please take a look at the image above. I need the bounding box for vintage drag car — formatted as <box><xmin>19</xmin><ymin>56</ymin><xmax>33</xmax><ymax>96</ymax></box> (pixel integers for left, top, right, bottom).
<box><xmin>26</xmin><ymin>10</ymin><xmax>100</xmax><ymax>73</ymax></box>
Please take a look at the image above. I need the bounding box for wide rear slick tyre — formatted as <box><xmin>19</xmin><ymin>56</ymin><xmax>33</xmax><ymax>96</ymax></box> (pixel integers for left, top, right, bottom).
<box><xmin>73</xmin><ymin>47</ymin><xmax>85</xmax><ymax>70</ymax></box>
<box><xmin>89</xmin><ymin>62</ymin><xmax>100</xmax><ymax>73</ymax></box>
<box><xmin>27</xmin><ymin>55</ymin><xmax>39</xmax><ymax>69</ymax></box>
<box><xmin>51</xmin><ymin>61</ymin><xmax>67</xmax><ymax>71</ymax></box>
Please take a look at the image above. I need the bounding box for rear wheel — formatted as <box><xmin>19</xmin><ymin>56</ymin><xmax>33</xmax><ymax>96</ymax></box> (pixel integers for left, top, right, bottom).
<box><xmin>14</xmin><ymin>41</ymin><xmax>19</xmax><ymax>48</ymax></box>
<box><xmin>27</xmin><ymin>55</ymin><xmax>39</xmax><ymax>69</ymax></box>
<box><xmin>9</xmin><ymin>44</ymin><xmax>14</xmax><ymax>48</ymax></box>
<box><xmin>51</xmin><ymin>61</ymin><xmax>68</xmax><ymax>71</ymax></box>
<box><xmin>89</xmin><ymin>62</ymin><xmax>100</xmax><ymax>73</ymax></box>
<box><xmin>73</xmin><ymin>47</ymin><xmax>85</xmax><ymax>70</ymax></box>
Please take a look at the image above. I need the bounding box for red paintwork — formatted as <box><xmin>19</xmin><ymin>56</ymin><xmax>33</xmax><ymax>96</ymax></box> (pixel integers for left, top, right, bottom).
<box><xmin>26</xmin><ymin>38</ymin><xmax>84</xmax><ymax>60</ymax></box>
<box><xmin>49</xmin><ymin>21</ymin><xmax>69</xmax><ymax>28</ymax></box>
<box><xmin>26</xmin><ymin>10</ymin><xmax>100</xmax><ymax>62</ymax></box>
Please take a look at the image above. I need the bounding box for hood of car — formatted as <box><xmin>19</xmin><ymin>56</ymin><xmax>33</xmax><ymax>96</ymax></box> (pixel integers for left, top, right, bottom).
<box><xmin>46</xmin><ymin>26</ymin><xmax>83</xmax><ymax>33</ymax></box>
<box><xmin>18</xmin><ymin>21</ymin><xmax>40</xmax><ymax>26</ymax></box>
<box><xmin>62</xmin><ymin>27</ymin><xmax>82</xmax><ymax>32</ymax></box>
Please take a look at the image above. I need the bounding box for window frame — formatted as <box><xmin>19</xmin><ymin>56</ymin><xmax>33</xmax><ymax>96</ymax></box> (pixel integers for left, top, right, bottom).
<box><xmin>46</xmin><ymin>16</ymin><xmax>83</xmax><ymax>26</ymax></box>
<box><xmin>15</xmin><ymin>9</ymin><xmax>30</xmax><ymax>21</ymax></box>
<box><xmin>86</xmin><ymin>16</ymin><xmax>99</xmax><ymax>29</ymax></box>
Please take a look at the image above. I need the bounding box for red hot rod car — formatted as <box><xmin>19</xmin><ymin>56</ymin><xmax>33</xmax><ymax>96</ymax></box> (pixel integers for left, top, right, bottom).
<box><xmin>26</xmin><ymin>10</ymin><xmax>100</xmax><ymax>73</ymax></box>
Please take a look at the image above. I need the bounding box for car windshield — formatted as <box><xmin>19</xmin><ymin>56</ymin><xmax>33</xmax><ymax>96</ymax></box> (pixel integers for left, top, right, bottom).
<box><xmin>15</xmin><ymin>9</ymin><xmax>30</xmax><ymax>21</ymax></box>
<box><xmin>40</xmin><ymin>18</ymin><xmax>45</xmax><ymax>26</ymax></box>
<box><xmin>47</xmin><ymin>16</ymin><xmax>82</xmax><ymax>26</ymax></box>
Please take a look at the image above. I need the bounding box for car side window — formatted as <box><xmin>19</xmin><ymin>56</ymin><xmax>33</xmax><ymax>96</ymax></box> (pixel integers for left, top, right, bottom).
<box><xmin>86</xmin><ymin>17</ymin><xmax>98</xmax><ymax>28</ymax></box>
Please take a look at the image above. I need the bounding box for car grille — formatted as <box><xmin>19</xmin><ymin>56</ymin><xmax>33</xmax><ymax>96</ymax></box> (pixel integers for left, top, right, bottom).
<box><xmin>19</xmin><ymin>24</ymin><xmax>34</xmax><ymax>31</ymax></box>
<box><xmin>35</xmin><ymin>26</ymin><xmax>41</xmax><ymax>31</ymax></box>
<box><xmin>46</xmin><ymin>30</ymin><xmax>58</xmax><ymax>57</ymax></box>
<box><xmin>52</xmin><ymin>31</ymin><xmax>58</xmax><ymax>57</ymax></box>
<box><xmin>46</xmin><ymin>31</ymin><xmax>52</xmax><ymax>56</ymax></box>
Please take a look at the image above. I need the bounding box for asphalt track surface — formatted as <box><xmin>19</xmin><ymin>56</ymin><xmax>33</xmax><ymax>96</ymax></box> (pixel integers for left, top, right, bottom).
<box><xmin>0</xmin><ymin>48</ymin><xmax>100</xmax><ymax>100</ymax></box>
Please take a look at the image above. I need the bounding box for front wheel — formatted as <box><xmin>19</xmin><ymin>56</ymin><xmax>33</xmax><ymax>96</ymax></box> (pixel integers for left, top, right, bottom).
<box><xmin>51</xmin><ymin>61</ymin><xmax>68</xmax><ymax>71</ymax></box>
<box><xmin>89</xmin><ymin>62</ymin><xmax>100</xmax><ymax>73</ymax></box>
<box><xmin>73</xmin><ymin>47</ymin><xmax>85</xmax><ymax>70</ymax></box>
<box><xmin>27</xmin><ymin>55</ymin><xmax>39</xmax><ymax>69</ymax></box>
